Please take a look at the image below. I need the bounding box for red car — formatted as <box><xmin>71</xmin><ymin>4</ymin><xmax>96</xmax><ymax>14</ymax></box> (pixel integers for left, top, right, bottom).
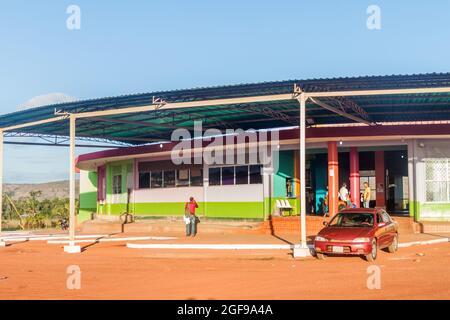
<box><xmin>314</xmin><ymin>208</ymin><xmax>398</xmax><ymax>261</ymax></box>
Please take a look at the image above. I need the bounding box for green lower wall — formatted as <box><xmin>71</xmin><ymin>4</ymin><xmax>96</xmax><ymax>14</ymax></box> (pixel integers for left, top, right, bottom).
<box><xmin>411</xmin><ymin>201</ymin><xmax>450</xmax><ymax>221</ymax></box>
<box><xmin>78</xmin><ymin>208</ymin><xmax>95</xmax><ymax>223</ymax></box>
<box><xmin>103</xmin><ymin>201</ymin><xmax>264</xmax><ymax>219</ymax></box>
<box><xmin>203</xmin><ymin>202</ymin><xmax>263</xmax><ymax>219</ymax></box>
<box><xmin>80</xmin><ymin>191</ymin><xmax>97</xmax><ymax>209</ymax></box>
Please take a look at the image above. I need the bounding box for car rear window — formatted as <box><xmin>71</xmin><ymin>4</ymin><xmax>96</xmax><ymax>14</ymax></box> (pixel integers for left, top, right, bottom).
<box><xmin>329</xmin><ymin>213</ymin><xmax>374</xmax><ymax>228</ymax></box>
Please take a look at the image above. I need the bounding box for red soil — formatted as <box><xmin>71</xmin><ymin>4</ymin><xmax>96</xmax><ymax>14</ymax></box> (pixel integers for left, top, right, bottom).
<box><xmin>0</xmin><ymin>231</ymin><xmax>449</xmax><ymax>300</ymax></box>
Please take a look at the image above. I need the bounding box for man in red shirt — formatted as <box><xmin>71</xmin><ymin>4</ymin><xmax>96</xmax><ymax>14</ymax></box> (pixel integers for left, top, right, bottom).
<box><xmin>184</xmin><ymin>197</ymin><xmax>199</xmax><ymax>236</ymax></box>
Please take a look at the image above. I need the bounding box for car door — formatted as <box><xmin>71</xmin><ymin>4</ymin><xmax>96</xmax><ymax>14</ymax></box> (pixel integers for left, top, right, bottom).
<box><xmin>375</xmin><ymin>211</ymin><xmax>389</xmax><ymax>247</ymax></box>
<box><xmin>381</xmin><ymin>210</ymin><xmax>396</xmax><ymax>245</ymax></box>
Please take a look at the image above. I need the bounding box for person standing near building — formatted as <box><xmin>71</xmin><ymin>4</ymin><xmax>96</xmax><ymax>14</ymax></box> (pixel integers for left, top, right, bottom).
<box><xmin>363</xmin><ymin>182</ymin><xmax>371</xmax><ymax>208</ymax></box>
<box><xmin>184</xmin><ymin>196</ymin><xmax>199</xmax><ymax>237</ymax></box>
<box><xmin>339</xmin><ymin>182</ymin><xmax>350</xmax><ymax>206</ymax></box>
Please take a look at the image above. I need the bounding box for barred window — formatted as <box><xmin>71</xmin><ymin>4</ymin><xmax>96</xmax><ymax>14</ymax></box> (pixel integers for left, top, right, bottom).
<box><xmin>112</xmin><ymin>175</ymin><xmax>122</xmax><ymax>194</ymax></box>
<box><xmin>425</xmin><ymin>159</ymin><xmax>450</xmax><ymax>202</ymax></box>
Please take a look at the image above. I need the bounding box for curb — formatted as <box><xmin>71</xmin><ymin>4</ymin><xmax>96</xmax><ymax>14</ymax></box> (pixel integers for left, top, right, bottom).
<box><xmin>398</xmin><ymin>237</ymin><xmax>449</xmax><ymax>248</ymax></box>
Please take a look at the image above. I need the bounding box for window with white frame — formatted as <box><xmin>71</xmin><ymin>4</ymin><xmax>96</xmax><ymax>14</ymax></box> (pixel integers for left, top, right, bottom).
<box><xmin>425</xmin><ymin>158</ymin><xmax>450</xmax><ymax>202</ymax></box>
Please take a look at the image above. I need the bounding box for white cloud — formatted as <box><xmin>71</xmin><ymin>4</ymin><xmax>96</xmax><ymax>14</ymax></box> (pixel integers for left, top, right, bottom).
<box><xmin>17</xmin><ymin>93</ymin><xmax>77</xmax><ymax>110</ymax></box>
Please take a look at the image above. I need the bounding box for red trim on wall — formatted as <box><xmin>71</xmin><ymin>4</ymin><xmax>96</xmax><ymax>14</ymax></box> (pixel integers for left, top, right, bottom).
<box><xmin>77</xmin><ymin>123</ymin><xmax>450</xmax><ymax>166</ymax></box>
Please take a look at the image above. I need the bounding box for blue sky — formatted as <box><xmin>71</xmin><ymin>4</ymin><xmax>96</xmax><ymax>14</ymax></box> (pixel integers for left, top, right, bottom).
<box><xmin>1</xmin><ymin>0</ymin><xmax>449</xmax><ymax>183</ymax></box>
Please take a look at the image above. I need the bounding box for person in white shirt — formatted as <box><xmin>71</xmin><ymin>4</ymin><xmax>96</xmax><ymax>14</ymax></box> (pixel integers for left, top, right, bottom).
<box><xmin>339</xmin><ymin>182</ymin><xmax>350</xmax><ymax>206</ymax></box>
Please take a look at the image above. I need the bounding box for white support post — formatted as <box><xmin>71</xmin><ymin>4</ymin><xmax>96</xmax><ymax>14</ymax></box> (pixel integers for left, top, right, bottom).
<box><xmin>293</xmin><ymin>93</ymin><xmax>310</xmax><ymax>257</ymax></box>
<box><xmin>64</xmin><ymin>115</ymin><xmax>81</xmax><ymax>253</ymax></box>
<box><xmin>0</xmin><ymin>130</ymin><xmax>6</xmax><ymax>247</ymax></box>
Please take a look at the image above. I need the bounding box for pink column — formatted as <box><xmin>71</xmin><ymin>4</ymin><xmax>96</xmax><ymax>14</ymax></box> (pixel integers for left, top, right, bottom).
<box><xmin>375</xmin><ymin>151</ymin><xmax>386</xmax><ymax>208</ymax></box>
<box><xmin>349</xmin><ymin>147</ymin><xmax>360</xmax><ymax>208</ymax></box>
<box><xmin>328</xmin><ymin>142</ymin><xmax>339</xmax><ymax>217</ymax></box>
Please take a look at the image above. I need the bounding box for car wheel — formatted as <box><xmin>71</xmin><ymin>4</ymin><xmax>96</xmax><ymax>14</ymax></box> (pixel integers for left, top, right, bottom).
<box><xmin>316</xmin><ymin>252</ymin><xmax>326</xmax><ymax>260</ymax></box>
<box><xmin>365</xmin><ymin>239</ymin><xmax>377</xmax><ymax>262</ymax></box>
<box><xmin>387</xmin><ymin>234</ymin><xmax>398</xmax><ymax>253</ymax></box>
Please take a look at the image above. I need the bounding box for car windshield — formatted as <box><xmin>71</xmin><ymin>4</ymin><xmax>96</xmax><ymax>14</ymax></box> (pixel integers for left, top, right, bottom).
<box><xmin>329</xmin><ymin>213</ymin><xmax>374</xmax><ymax>228</ymax></box>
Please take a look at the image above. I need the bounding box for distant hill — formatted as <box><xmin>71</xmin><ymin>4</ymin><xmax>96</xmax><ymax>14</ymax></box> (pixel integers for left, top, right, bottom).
<box><xmin>4</xmin><ymin>180</ymin><xmax>80</xmax><ymax>200</ymax></box>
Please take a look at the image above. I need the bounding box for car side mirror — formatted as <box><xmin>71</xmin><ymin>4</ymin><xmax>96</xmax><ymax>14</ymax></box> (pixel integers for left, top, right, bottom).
<box><xmin>323</xmin><ymin>221</ymin><xmax>329</xmax><ymax>227</ymax></box>
<box><xmin>378</xmin><ymin>222</ymin><xmax>386</xmax><ymax>227</ymax></box>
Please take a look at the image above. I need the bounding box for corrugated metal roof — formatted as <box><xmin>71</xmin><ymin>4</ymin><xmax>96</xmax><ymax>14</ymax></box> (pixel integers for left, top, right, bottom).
<box><xmin>1</xmin><ymin>72</ymin><xmax>450</xmax><ymax>145</ymax></box>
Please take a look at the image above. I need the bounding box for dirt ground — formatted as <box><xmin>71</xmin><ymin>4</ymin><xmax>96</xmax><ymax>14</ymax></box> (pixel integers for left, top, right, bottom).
<box><xmin>0</xmin><ymin>232</ymin><xmax>449</xmax><ymax>300</ymax></box>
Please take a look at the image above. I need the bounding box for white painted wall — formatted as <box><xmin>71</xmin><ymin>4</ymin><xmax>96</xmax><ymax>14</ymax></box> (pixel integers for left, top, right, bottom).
<box><xmin>80</xmin><ymin>170</ymin><xmax>96</xmax><ymax>193</ymax></box>
<box><xmin>206</xmin><ymin>184</ymin><xmax>263</xmax><ymax>202</ymax></box>
<box><xmin>413</xmin><ymin>138</ymin><xmax>450</xmax><ymax>220</ymax></box>
<box><xmin>133</xmin><ymin>187</ymin><xmax>204</xmax><ymax>203</ymax></box>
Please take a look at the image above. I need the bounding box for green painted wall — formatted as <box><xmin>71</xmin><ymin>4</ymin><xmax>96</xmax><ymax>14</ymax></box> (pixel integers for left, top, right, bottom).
<box><xmin>270</xmin><ymin>151</ymin><xmax>299</xmax><ymax>215</ymax></box>
<box><xmin>78</xmin><ymin>209</ymin><xmax>94</xmax><ymax>222</ymax></box>
<box><xmin>105</xmin><ymin>201</ymin><xmax>264</xmax><ymax>219</ymax></box>
<box><xmin>105</xmin><ymin>160</ymin><xmax>133</xmax><ymax>215</ymax></box>
<box><xmin>203</xmin><ymin>202</ymin><xmax>263</xmax><ymax>219</ymax></box>
<box><xmin>79</xmin><ymin>171</ymin><xmax>98</xmax><ymax>223</ymax></box>
<box><xmin>411</xmin><ymin>201</ymin><xmax>450</xmax><ymax>221</ymax></box>
<box><xmin>273</xmin><ymin>150</ymin><xmax>295</xmax><ymax>198</ymax></box>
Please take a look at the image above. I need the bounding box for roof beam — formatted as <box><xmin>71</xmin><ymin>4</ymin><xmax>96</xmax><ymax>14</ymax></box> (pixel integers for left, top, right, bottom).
<box><xmin>3</xmin><ymin>141</ymin><xmax>123</xmax><ymax>148</ymax></box>
<box><xmin>232</xmin><ymin>103</ymin><xmax>298</xmax><ymax>126</ymax></box>
<box><xmin>76</xmin><ymin>134</ymin><xmax>162</xmax><ymax>143</ymax></box>
<box><xmin>305</xmin><ymin>87</ymin><xmax>450</xmax><ymax>98</ymax></box>
<box><xmin>1</xmin><ymin>115</ymin><xmax>68</xmax><ymax>132</ymax></box>
<box><xmin>309</xmin><ymin>97</ymin><xmax>374</xmax><ymax>126</ymax></box>
<box><xmin>88</xmin><ymin>117</ymin><xmax>183</xmax><ymax>129</ymax></box>
<box><xmin>302</xmin><ymin>84</ymin><xmax>372</xmax><ymax>123</ymax></box>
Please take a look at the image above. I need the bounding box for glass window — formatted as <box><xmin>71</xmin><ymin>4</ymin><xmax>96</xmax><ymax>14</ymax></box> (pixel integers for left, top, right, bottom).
<box><xmin>249</xmin><ymin>165</ymin><xmax>262</xmax><ymax>184</ymax></box>
<box><xmin>381</xmin><ymin>211</ymin><xmax>391</xmax><ymax>223</ymax></box>
<box><xmin>425</xmin><ymin>159</ymin><xmax>450</xmax><ymax>202</ymax></box>
<box><xmin>151</xmin><ymin>171</ymin><xmax>163</xmax><ymax>188</ymax></box>
<box><xmin>235</xmin><ymin>165</ymin><xmax>249</xmax><ymax>185</ymax></box>
<box><xmin>164</xmin><ymin>171</ymin><xmax>176</xmax><ymax>188</ymax></box>
<box><xmin>112</xmin><ymin>175</ymin><xmax>122</xmax><ymax>194</ymax></box>
<box><xmin>426</xmin><ymin>181</ymin><xmax>447</xmax><ymax>202</ymax></box>
<box><xmin>376</xmin><ymin>213</ymin><xmax>382</xmax><ymax>224</ymax></box>
<box><xmin>190</xmin><ymin>168</ymin><xmax>203</xmax><ymax>186</ymax></box>
<box><xmin>329</xmin><ymin>213</ymin><xmax>374</xmax><ymax>227</ymax></box>
<box><xmin>221</xmin><ymin>167</ymin><xmax>235</xmax><ymax>185</ymax></box>
<box><xmin>209</xmin><ymin>167</ymin><xmax>221</xmax><ymax>186</ymax></box>
<box><xmin>176</xmin><ymin>169</ymin><xmax>190</xmax><ymax>187</ymax></box>
<box><xmin>138</xmin><ymin>172</ymin><xmax>150</xmax><ymax>189</ymax></box>
<box><xmin>360</xmin><ymin>176</ymin><xmax>376</xmax><ymax>201</ymax></box>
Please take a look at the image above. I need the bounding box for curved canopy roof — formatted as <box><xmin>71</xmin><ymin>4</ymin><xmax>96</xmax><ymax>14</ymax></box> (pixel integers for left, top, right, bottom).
<box><xmin>1</xmin><ymin>72</ymin><xmax>450</xmax><ymax>146</ymax></box>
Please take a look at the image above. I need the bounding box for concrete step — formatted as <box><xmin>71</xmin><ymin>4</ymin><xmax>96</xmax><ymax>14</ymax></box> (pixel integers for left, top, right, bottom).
<box><xmin>256</xmin><ymin>215</ymin><xmax>417</xmax><ymax>236</ymax></box>
<box><xmin>256</xmin><ymin>215</ymin><xmax>325</xmax><ymax>236</ymax></box>
<box><xmin>81</xmin><ymin>218</ymin><xmax>260</xmax><ymax>235</ymax></box>
<box><xmin>413</xmin><ymin>221</ymin><xmax>450</xmax><ymax>233</ymax></box>
<box><xmin>80</xmin><ymin>215</ymin><xmax>422</xmax><ymax>236</ymax></box>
